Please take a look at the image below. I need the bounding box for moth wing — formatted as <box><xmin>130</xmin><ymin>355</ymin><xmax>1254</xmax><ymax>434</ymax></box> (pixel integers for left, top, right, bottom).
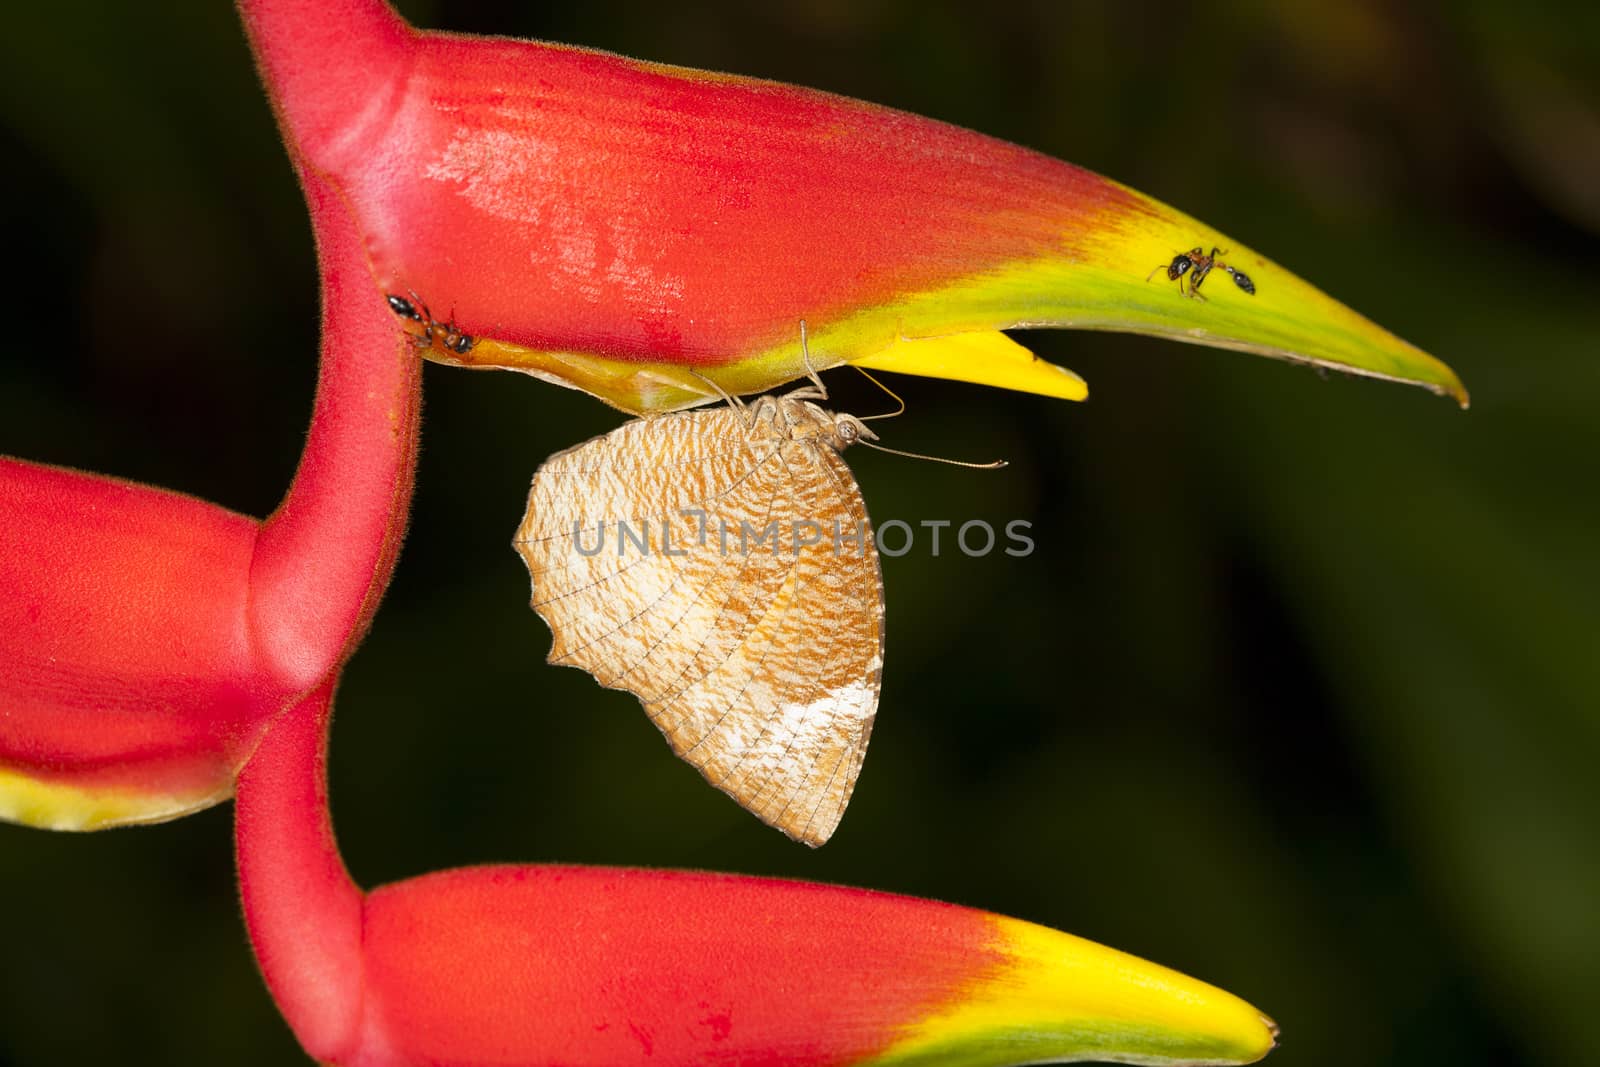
<box><xmin>654</xmin><ymin>439</ymin><xmax>882</xmax><ymax>847</ymax></box>
<box><xmin>513</xmin><ymin>412</ymin><xmax>883</xmax><ymax>846</ymax></box>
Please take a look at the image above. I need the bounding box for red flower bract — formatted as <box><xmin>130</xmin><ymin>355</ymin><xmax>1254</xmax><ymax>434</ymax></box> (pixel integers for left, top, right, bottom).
<box><xmin>238</xmin><ymin>680</ymin><xmax>1275</xmax><ymax>1067</ymax></box>
<box><xmin>239</xmin><ymin>0</ymin><xmax>1465</xmax><ymax>414</ymax></box>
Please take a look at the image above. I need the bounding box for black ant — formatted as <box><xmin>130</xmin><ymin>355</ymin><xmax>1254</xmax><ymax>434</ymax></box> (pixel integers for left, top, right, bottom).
<box><xmin>1223</xmin><ymin>265</ymin><xmax>1255</xmax><ymax>295</ymax></box>
<box><xmin>1147</xmin><ymin>246</ymin><xmax>1255</xmax><ymax>300</ymax></box>
<box><xmin>386</xmin><ymin>293</ymin><xmax>423</xmax><ymax>323</ymax></box>
<box><xmin>1148</xmin><ymin>248</ymin><xmax>1197</xmax><ymax>287</ymax></box>
<box><xmin>385</xmin><ymin>291</ymin><xmax>475</xmax><ymax>355</ymax></box>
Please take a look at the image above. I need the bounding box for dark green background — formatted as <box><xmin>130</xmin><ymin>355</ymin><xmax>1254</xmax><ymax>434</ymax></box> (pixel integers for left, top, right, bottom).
<box><xmin>2</xmin><ymin>2</ymin><xmax>1596</xmax><ymax>1064</ymax></box>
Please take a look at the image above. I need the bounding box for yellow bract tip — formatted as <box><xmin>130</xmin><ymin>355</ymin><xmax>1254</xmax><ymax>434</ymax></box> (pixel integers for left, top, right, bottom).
<box><xmin>873</xmin><ymin>915</ymin><xmax>1276</xmax><ymax>1067</ymax></box>
<box><xmin>850</xmin><ymin>332</ymin><xmax>1089</xmax><ymax>402</ymax></box>
<box><xmin>0</xmin><ymin>766</ymin><xmax>232</xmax><ymax>831</ymax></box>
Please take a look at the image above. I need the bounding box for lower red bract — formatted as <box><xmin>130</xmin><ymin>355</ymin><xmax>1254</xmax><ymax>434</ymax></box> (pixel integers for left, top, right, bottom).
<box><xmin>0</xmin><ymin>458</ymin><xmax>271</xmax><ymax>806</ymax></box>
<box><xmin>363</xmin><ymin>865</ymin><xmax>1000</xmax><ymax>1066</ymax></box>
<box><xmin>0</xmin><ymin>115</ymin><xmax>424</xmax><ymax>827</ymax></box>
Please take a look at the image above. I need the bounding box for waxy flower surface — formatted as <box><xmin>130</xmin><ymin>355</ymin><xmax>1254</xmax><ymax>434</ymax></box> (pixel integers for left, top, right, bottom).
<box><xmin>244</xmin><ymin>0</ymin><xmax>1465</xmax><ymax>413</ymax></box>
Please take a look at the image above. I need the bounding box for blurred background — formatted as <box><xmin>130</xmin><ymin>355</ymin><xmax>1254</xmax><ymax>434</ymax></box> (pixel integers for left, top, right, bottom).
<box><xmin>1</xmin><ymin>1</ymin><xmax>1596</xmax><ymax>1064</ymax></box>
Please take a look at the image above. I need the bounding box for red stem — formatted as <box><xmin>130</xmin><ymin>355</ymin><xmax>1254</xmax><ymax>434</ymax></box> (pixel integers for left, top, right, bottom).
<box><xmin>232</xmin><ymin>7</ymin><xmax>421</xmax><ymax>1049</ymax></box>
<box><xmin>236</xmin><ymin>0</ymin><xmax>412</xmax><ymax>175</ymax></box>
<box><xmin>235</xmin><ymin>680</ymin><xmax>369</xmax><ymax>1062</ymax></box>
<box><xmin>245</xmin><ymin>161</ymin><xmax>421</xmax><ymax>691</ymax></box>
<box><xmin>240</xmin><ymin>0</ymin><xmax>421</xmax><ymax>690</ymax></box>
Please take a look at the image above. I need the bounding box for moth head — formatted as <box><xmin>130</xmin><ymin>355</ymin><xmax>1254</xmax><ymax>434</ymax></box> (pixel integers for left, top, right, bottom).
<box><xmin>826</xmin><ymin>412</ymin><xmax>877</xmax><ymax>452</ymax></box>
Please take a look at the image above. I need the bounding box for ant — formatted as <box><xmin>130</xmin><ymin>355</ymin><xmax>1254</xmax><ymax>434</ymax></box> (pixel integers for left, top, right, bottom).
<box><xmin>385</xmin><ymin>291</ymin><xmax>475</xmax><ymax>355</ymax></box>
<box><xmin>1223</xmin><ymin>264</ymin><xmax>1255</xmax><ymax>295</ymax></box>
<box><xmin>1147</xmin><ymin>246</ymin><xmax>1255</xmax><ymax>300</ymax></box>
<box><xmin>1148</xmin><ymin>247</ymin><xmax>1196</xmax><ymax>285</ymax></box>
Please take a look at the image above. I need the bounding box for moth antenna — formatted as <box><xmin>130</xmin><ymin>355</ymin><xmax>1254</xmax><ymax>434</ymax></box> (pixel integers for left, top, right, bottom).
<box><xmin>850</xmin><ymin>366</ymin><xmax>907</xmax><ymax>422</ymax></box>
<box><xmin>844</xmin><ymin>360</ymin><xmax>997</xmax><ymax>467</ymax></box>
<box><xmin>858</xmin><ymin>439</ymin><xmax>1007</xmax><ymax>470</ymax></box>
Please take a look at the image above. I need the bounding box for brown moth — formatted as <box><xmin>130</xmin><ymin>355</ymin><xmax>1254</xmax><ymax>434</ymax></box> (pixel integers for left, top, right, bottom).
<box><xmin>512</xmin><ymin>382</ymin><xmax>884</xmax><ymax>847</ymax></box>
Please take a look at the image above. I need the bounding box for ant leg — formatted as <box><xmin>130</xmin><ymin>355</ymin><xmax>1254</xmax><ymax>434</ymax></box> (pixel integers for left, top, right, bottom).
<box><xmin>406</xmin><ymin>289</ymin><xmax>432</xmax><ymax>326</ymax></box>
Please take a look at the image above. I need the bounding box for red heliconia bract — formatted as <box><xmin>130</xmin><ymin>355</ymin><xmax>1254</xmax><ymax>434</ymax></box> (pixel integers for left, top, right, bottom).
<box><xmin>238</xmin><ymin>0</ymin><xmax>1464</xmax><ymax>414</ymax></box>
<box><xmin>238</xmin><ymin>678</ymin><xmax>1276</xmax><ymax>1067</ymax></box>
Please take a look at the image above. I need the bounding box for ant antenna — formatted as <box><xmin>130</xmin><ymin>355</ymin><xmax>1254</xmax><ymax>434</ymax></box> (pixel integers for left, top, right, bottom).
<box><xmin>857</xmin><ymin>438</ymin><xmax>1007</xmax><ymax>470</ymax></box>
